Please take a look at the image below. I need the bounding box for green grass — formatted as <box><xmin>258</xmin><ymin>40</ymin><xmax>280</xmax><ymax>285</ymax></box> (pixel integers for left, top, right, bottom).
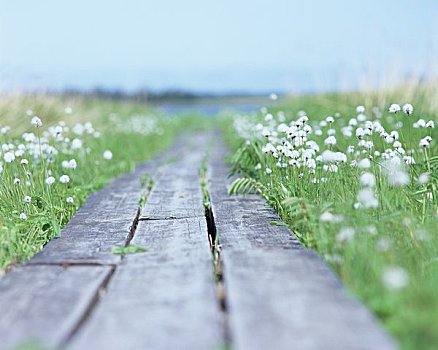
<box><xmin>0</xmin><ymin>94</ymin><xmax>201</xmax><ymax>270</ymax></box>
<box><xmin>221</xmin><ymin>85</ymin><xmax>438</xmax><ymax>350</ymax></box>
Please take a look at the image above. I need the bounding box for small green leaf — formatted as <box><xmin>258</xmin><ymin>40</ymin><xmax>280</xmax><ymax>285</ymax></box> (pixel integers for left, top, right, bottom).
<box><xmin>112</xmin><ymin>245</ymin><xmax>147</xmax><ymax>256</ymax></box>
<box><xmin>270</xmin><ymin>221</ymin><xmax>288</xmax><ymax>226</ymax></box>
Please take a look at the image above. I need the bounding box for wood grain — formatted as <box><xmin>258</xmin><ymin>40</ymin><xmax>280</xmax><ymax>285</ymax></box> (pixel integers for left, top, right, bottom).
<box><xmin>0</xmin><ymin>265</ymin><xmax>112</xmax><ymax>350</ymax></box>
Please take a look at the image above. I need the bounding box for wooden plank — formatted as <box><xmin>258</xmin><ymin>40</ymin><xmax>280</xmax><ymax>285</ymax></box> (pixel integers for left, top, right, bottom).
<box><xmin>222</xmin><ymin>249</ymin><xmax>396</xmax><ymax>350</ymax></box>
<box><xmin>69</xmin><ymin>218</ymin><xmax>223</xmax><ymax>350</ymax></box>
<box><xmin>0</xmin><ymin>265</ymin><xmax>112</xmax><ymax>350</ymax></box>
<box><xmin>140</xmin><ymin>134</ymin><xmax>206</xmax><ymax>220</ymax></box>
<box><xmin>28</xmin><ymin>218</ymin><xmax>130</xmax><ymax>265</ymax></box>
<box><xmin>210</xmin><ymin>193</ymin><xmax>302</xmax><ymax>250</ymax></box>
<box><xmin>208</xmin><ymin>134</ymin><xmax>397</xmax><ymax>350</ymax></box>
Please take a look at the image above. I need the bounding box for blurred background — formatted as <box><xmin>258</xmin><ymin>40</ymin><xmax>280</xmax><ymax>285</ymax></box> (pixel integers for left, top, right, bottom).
<box><xmin>0</xmin><ymin>0</ymin><xmax>437</xmax><ymax>97</ymax></box>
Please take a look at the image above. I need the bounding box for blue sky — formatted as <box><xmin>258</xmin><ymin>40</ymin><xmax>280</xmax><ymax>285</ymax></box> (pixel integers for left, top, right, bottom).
<box><xmin>0</xmin><ymin>0</ymin><xmax>437</xmax><ymax>93</ymax></box>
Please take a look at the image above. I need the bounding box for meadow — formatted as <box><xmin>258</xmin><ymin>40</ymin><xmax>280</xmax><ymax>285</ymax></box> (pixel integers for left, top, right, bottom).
<box><xmin>221</xmin><ymin>84</ymin><xmax>437</xmax><ymax>350</ymax></box>
<box><xmin>0</xmin><ymin>94</ymin><xmax>199</xmax><ymax>270</ymax></box>
<box><xmin>0</xmin><ymin>85</ymin><xmax>437</xmax><ymax>350</ymax></box>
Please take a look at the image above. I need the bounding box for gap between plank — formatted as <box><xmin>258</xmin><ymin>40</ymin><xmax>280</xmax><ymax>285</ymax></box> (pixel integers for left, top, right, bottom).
<box><xmin>139</xmin><ymin>215</ymin><xmax>205</xmax><ymax>221</ymax></box>
<box><xmin>61</xmin><ymin>174</ymin><xmax>154</xmax><ymax>346</ymax></box>
<box><xmin>201</xmin><ymin>157</ymin><xmax>233</xmax><ymax>347</ymax></box>
<box><xmin>59</xmin><ymin>265</ymin><xmax>116</xmax><ymax>348</ymax></box>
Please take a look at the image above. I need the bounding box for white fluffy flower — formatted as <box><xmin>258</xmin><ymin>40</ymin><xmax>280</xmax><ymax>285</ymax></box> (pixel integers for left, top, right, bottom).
<box><xmin>349</xmin><ymin>118</ymin><xmax>358</xmax><ymax>126</ymax></box>
<box><xmin>357</xmin><ymin>188</ymin><xmax>378</xmax><ymax>208</ymax></box>
<box><xmin>45</xmin><ymin>176</ymin><xmax>56</xmax><ymax>185</ymax></box>
<box><xmin>13</xmin><ymin>178</ymin><xmax>21</xmax><ymax>185</ymax></box>
<box><xmin>21</xmin><ymin>159</ymin><xmax>29</xmax><ymax>165</ymax></box>
<box><xmin>358</xmin><ymin>158</ymin><xmax>371</xmax><ymax>169</ymax></box>
<box><xmin>103</xmin><ymin>150</ymin><xmax>113</xmax><ymax>160</ymax></box>
<box><xmin>336</xmin><ymin>227</ymin><xmax>355</xmax><ymax>243</ymax></box>
<box><xmin>382</xmin><ymin>266</ymin><xmax>409</xmax><ymax>290</ymax></box>
<box><xmin>425</xmin><ymin>120</ymin><xmax>435</xmax><ymax>128</ymax></box>
<box><xmin>355</xmin><ymin>128</ymin><xmax>365</xmax><ymax>139</ymax></box>
<box><xmin>261</xmin><ymin>128</ymin><xmax>271</xmax><ymax>137</ymax></box>
<box><xmin>66</xmin><ymin>197</ymin><xmax>74</xmax><ymax>204</ymax></box>
<box><xmin>265</xmin><ymin>113</ymin><xmax>273</xmax><ymax>122</ymax></box>
<box><xmin>71</xmin><ymin>138</ymin><xmax>83</xmax><ymax>150</ymax></box>
<box><xmin>356</xmin><ymin>105</ymin><xmax>365</xmax><ymax>113</ymax></box>
<box><xmin>382</xmin><ymin>158</ymin><xmax>409</xmax><ymax>186</ymax></box>
<box><xmin>418</xmin><ymin>173</ymin><xmax>430</xmax><ymax>185</ymax></box>
<box><xmin>393</xmin><ymin>141</ymin><xmax>402</xmax><ymax>149</ymax></box>
<box><xmin>360</xmin><ymin>173</ymin><xmax>376</xmax><ymax>187</ymax></box>
<box><xmin>1</xmin><ymin>126</ymin><xmax>10</xmax><ymax>134</ymax></box>
<box><xmin>357</xmin><ymin>113</ymin><xmax>367</xmax><ymax>122</ymax></box>
<box><xmin>31</xmin><ymin>116</ymin><xmax>43</xmax><ymax>128</ymax></box>
<box><xmin>319</xmin><ymin>212</ymin><xmax>343</xmax><ymax>223</ymax></box>
<box><xmin>326</xmin><ymin>128</ymin><xmax>335</xmax><ymax>136</ymax></box>
<box><xmin>265</xmin><ymin>168</ymin><xmax>272</xmax><ymax>174</ymax></box>
<box><xmin>419</xmin><ymin>137</ymin><xmax>430</xmax><ymax>148</ymax></box>
<box><xmin>72</xmin><ymin>124</ymin><xmax>85</xmax><ymax>135</ymax></box>
<box><xmin>4</xmin><ymin>152</ymin><xmax>15</xmax><ymax>163</ymax></box>
<box><xmin>321</xmin><ymin>150</ymin><xmax>347</xmax><ymax>163</ymax></box>
<box><xmin>62</xmin><ymin>159</ymin><xmax>77</xmax><ymax>169</ymax></box>
<box><xmin>388</xmin><ymin>104</ymin><xmax>401</xmax><ymax>113</ymax></box>
<box><xmin>324</xmin><ymin>136</ymin><xmax>336</xmax><ymax>146</ymax></box>
<box><xmin>24</xmin><ymin>195</ymin><xmax>32</xmax><ymax>204</ymax></box>
<box><xmin>59</xmin><ymin>175</ymin><xmax>70</xmax><ymax>184</ymax></box>
<box><xmin>69</xmin><ymin>159</ymin><xmax>77</xmax><ymax>169</ymax></box>
<box><xmin>402</xmin><ymin>103</ymin><xmax>413</xmax><ymax>115</ymax></box>
<box><xmin>416</xmin><ymin>119</ymin><xmax>426</xmax><ymax>128</ymax></box>
<box><xmin>341</xmin><ymin>126</ymin><xmax>352</xmax><ymax>137</ymax></box>
<box><xmin>403</xmin><ymin>156</ymin><xmax>415</xmax><ymax>165</ymax></box>
<box><xmin>385</xmin><ymin>135</ymin><xmax>394</xmax><ymax>144</ymax></box>
<box><xmin>19</xmin><ymin>213</ymin><xmax>28</xmax><ymax>220</ymax></box>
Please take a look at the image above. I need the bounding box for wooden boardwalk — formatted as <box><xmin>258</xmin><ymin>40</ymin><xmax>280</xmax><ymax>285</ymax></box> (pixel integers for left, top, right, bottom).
<box><xmin>0</xmin><ymin>132</ymin><xmax>396</xmax><ymax>350</ymax></box>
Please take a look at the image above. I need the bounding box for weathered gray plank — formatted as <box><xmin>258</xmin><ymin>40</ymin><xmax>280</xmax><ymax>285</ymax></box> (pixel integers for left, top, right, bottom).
<box><xmin>211</xmin><ymin>194</ymin><xmax>302</xmax><ymax>250</ymax></box>
<box><xmin>28</xmin><ymin>218</ymin><xmax>131</xmax><ymax>265</ymax></box>
<box><xmin>208</xmin><ymin>134</ymin><xmax>397</xmax><ymax>350</ymax></box>
<box><xmin>69</xmin><ymin>218</ymin><xmax>223</xmax><ymax>350</ymax></box>
<box><xmin>140</xmin><ymin>134</ymin><xmax>206</xmax><ymax>220</ymax></box>
<box><xmin>0</xmin><ymin>265</ymin><xmax>112</xmax><ymax>350</ymax></box>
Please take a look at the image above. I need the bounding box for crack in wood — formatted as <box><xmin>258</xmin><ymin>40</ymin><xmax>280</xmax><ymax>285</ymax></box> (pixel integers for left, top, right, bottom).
<box><xmin>61</xmin><ymin>172</ymin><xmax>155</xmax><ymax>346</ymax></box>
<box><xmin>139</xmin><ymin>214</ymin><xmax>205</xmax><ymax>221</ymax></box>
<box><xmin>202</xmin><ymin>162</ymin><xmax>233</xmax><ymax>347</ymax></box>
<box><xmin>59</xmin><ymin>265</ymin><xmax>116</xmax><ymax>348</ymax></box>
<box><xmin>125</xmin><ymin>207</ymin><xmax>142</xmax><ymax>247</ymax></box>
<box><xmin>24</xmin><ymin>262</ymin><xmax>117</xmax><ymax>267</ymax></box>
<box><xmin>205</xmin><ymin>205</ymin><xmax>228</xmax><ymax>313</ymax></box>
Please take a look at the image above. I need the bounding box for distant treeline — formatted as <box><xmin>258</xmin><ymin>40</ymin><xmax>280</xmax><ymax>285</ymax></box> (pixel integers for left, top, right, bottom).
<box><xmin>55</xmin><ymin>88</ymin><xmax>268</xmax><ymax>103</ymax></box>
